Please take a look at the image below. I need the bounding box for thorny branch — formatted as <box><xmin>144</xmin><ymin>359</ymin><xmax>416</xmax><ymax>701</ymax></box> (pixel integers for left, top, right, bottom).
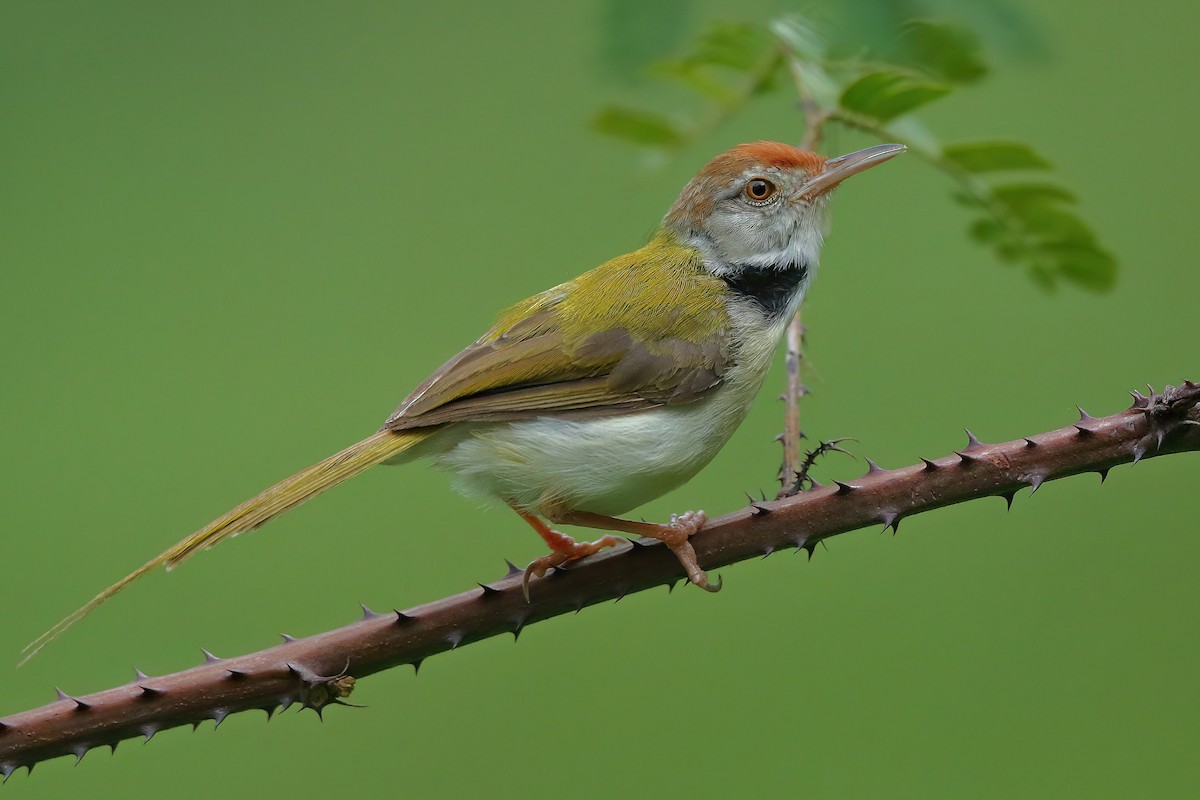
<box><xmin>2</xmin><ymin>380</ymin><xmax>1198</xmax><ymax>781</ymax></box>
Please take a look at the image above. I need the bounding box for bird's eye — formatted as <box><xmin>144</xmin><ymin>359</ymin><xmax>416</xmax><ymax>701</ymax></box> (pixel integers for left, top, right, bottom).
<box><xmin>743</xmin><ymin>178</ymin><xmax>778</xmax><ymax>205</ymax></box>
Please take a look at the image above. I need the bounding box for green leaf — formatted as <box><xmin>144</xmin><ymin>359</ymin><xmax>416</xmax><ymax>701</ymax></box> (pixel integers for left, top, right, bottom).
<box><xmin>647</xmin><ymin>60</ymin><xmax>741</xmax><ymax>106</ymax></box>
<box><xmin>1041</xmin><ymin>243</ymin><xmax>1117</xmax><ymax>291</ymax></box>
<box><xmin>1009</xmin><ymin>203</ymin><xmax>1095</xmax><ymax>245</ymax></box>
<box><xmin>942</xmin><ymin>141</ymin><xmax>1052</xmax><ymax>172</ymax></box>
<box><xmin>990</xmin><ymin>182</ymin><xmax>1077</xmax><ymax>207</ymax></box>
<box><xmin>901</xmin><ymin>20</ymin><xmax>987</xmax><ymax>84</ymax></box>
<box><xmin>691</xmin><ymin>22</ymin><xmax>772</xmax><ymax>72</ymax></box>
<box><xmin>839</xmin><ymin>70</ymin><xmax>951</xmax><ymax>122</ymax></box>
<box><xmin>592</xmin><ymin>106</ymin><xmax>686</xmax><ymax>148</ymax></box>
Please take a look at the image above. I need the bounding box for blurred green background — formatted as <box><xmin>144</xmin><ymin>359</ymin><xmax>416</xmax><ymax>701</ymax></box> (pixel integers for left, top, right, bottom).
<box><xmin>2</xmin><ymin>1</ymin><xmax>1196</xmax><ymax>797</ymax></box>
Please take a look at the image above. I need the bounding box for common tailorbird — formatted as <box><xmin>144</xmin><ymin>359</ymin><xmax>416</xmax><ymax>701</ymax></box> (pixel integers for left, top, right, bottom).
<box><xmin>23</xmin><ymin>140</ymin><xmax>904</xmax><ymax>662</ymax></box>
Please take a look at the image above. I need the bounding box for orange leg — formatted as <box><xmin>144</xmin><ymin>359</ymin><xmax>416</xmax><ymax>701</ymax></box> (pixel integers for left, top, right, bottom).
<box><xmin>550</xmin><ymin>509</ymin><xmax>720</xmax><ymax>594</ymax></box>
<box><xmin>513</xmin><ymin>509</ymin><xmax>625</xmax><ymax>601</ymax></box>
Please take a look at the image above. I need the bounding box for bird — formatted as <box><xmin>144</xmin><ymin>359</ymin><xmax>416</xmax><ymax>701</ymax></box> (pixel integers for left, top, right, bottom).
<box><xmin>21</xmin><ymin>140</ymin><xmax>904</xmax><ymax>663</ymax></box>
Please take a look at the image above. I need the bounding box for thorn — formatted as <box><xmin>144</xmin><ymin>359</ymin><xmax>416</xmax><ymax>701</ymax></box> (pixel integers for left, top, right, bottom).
<box><xmin>1097</xmin><ymin>467</ymin><xmax>1110</xmax><ymax>483</ymax></box>
<box><xmin>504</xmin><ymin>559</ymin><xmax>523</xmax><ymax>578</ymax></box>
<box><xmin>761</xmin><ymin>545</ymin><xmax>775</xmax><ymax>558</ymax></box>
<box><xmin>1000</xmin><ymin>491</ymin><xmax>1016</xmax><ymax>511</ymax></box>
<box><xmin>55</xmin><ymin>689</ymin><xmax>90</xmax><ymax>711</ymax></box>
<box><xmin>744</xmin><ymin>491</ymin><xmax>756</xmax><ymax>505</ymax></box>
<box><xmin>749</xmin><ymin>501</ymin><xmax>771</xmax><ymax>516</ymax></box>
<box><xmin>864</xmin><ymin>458</ymin><xmax>885</xmax><ymax>475</ymax></box>
<box><xmin>447</xmin><ymin>632</ymin><xmax>464</xmax><ymax>650</ymax></box>
<box><xmin>628</xmin><ymin>536</ymin><xmax>654</xmax><ymax>548</ymax></box>
<box><xmin>395</xmin><ymin>610</ymin><xmax>416</xmax><ymax>624</ymax></box>
<box><xmin>808</xmin><ymin>478</ymin><xmax>823</xmax><ymax>489</ymax></box>
<box><xmin>278</xmin><ymin>697</ymin><xmax>297</xmax><ymax>712</ymax></box>
<box><xmin>1024</xmin><ymin>437</ymin><xmax>1038</xmax><ymax>448</ymax></box>
<box><xmin>880</xmin><ymin>512</ymin><xmax>900</xmax><ymax>534</ymax></box>
<box><xmin>1028</xmin><ymin>474</ymin><xmax>1046</xmax><ymax>495</ymax></box>
<box><xmin>832</xmin><ymin>480</ymin><xmax>858</xmax><ymax>495</ymax></box>
<box><xmin>133</xmin><ymin>668</ymin><xmax>149</xmax><ymax>681</ymax></box>
<box><xmin>212</xmin><ymin>709</ymin><xmax>230</xmax><ymax>729</ymax></box>
<box><xmin>511</xmin><ymin>620</ymin><xmax>524</xmax><ymax>642</ymax></box>
<box><xmin>72</xmin><ymin>745</ymin><xmax>88</xmax><ymax>765</ymax></box>
<box><xmin>411</xmin><ymin>660</ymin><xmax>423</xmax><ymax>676</ymax></box>
<box><xmin>954</xmin><ymin>450</ymin><xmax>982</xmax><ymax>465</ymax></box>
<box><xmin>359</xmin><ymin>603</ymin><xmax>384</xmax><ymax>620</ymax></box>
<box><xmin>1</xmin><ymin>764</ymin><xmax>15</xmax><ymax>783</ymax></box>
<box><xmin>1132</xmin><ymin>437</ymin><xmax>1150</xmax><ymax>464</ymax></box>
<box><xmin>138</xmin><ymin>685</ymin><xmax>163</xmax><ymax>699</ymax></box>
<box><xmin>919</xmin><ymin>457</ymin><xmax>939</xmax><ymax>471</ymax></box>
<box><xmin>760</xmin><ymin>489</ymin><xmax>768</xmax><ymax>502</ymax></box>
<box><xmin>1074</xmin><ymin>424</ymin><xmax>1094</xmax><ymax>436</ymax></box>
<box><xmin>964</xmin><ymin>429</ymin><xmax>983</xmax><ymax>449</ymax></box>
<box><xmin>1077</xmin><ymin>406</ymin><xmax>1096</xmax><ymax>422</ymax></box>
<box><xmin>200</xmin><ymin>648</ymin><xmax>221</xmax><ymax>664</ymax></box>
<box><xmin>280</xmin><ymin>633</ymin><xmax>297</xmax><ymax>643</ymax></box>
<box><xmin>1154</xmin><ymin>426</ymin><xmax>1168</xmax><ymax>450</ymax></box>
<box><xmin>262</xmin><ymin>706</ymin><xmax>277</xmax><ymax>721</ymax></box>
<box><xmin>477</xmin><ymin>582</ymin><xmax>503</xmax><ymax>597</ymax></box>
<box><xmin>1130</xmin><ymin>390</ymin><xmax>1150</xmax><ymax>408</ymax></box>
<box><xmin>666</xmin><ymin>580</ymin><xmax>679</xmax><ymax>594</ymax></box>
<box><xmin>802</xmin><ymin>541</ymin><xmax>817</xmax><ymax>560</ymax></box>
<box><xmin>226</xmin><ymin>669</ymin><xmax>248</xmax><ymax>679</ymax></box>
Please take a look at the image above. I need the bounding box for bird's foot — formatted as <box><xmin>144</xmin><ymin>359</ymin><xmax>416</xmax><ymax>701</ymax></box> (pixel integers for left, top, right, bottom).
<box><xmin>522</xmin><ymin>533</ymin><xmax>625</xmax><ymax>602</ymax></box>
<box><xmin>649</xmin><ymin>510</ymin><xmax>721</xmax><ymax>593</ymax></box>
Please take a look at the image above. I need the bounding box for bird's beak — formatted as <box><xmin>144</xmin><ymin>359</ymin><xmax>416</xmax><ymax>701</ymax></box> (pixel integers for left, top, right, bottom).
<box><xmin>800</xmin><ymin>143</ymin><xmax>906</xmax><ymax>199</ymax></box>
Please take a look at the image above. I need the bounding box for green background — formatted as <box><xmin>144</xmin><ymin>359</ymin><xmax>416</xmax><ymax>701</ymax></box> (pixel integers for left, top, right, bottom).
<box><xmin>2</xmin><ymin>1</ymin><xmax>1196</xmax><ymax>797</ymax></box>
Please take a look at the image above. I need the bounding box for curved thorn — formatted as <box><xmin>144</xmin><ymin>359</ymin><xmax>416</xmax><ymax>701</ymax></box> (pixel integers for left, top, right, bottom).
<box><xmin>133</xmin><ymin>668</ymin><xmax>150</xmax><ymax>681</ymax></box>
<box><xmin>504</xmin><ymin>559</ymin><xmax>523</xmax><ymax>579</ymax></box>
<box><xmin>212</xmin><ymin>709</ymin><xmax>229</xmax><ymax>729</ymax></box>
<box><xmin>394</xmin><ymin>610</ymin><xmax>416</xmax><ymax>624</ymax></box>
<box><xmin>964</xmin><ymin>429</ymin><xmax>983</xmax><ymax>449</ymax></box>
<box><xmin>200</xmin><ymin>648</ymin><xmax>221</xmax><ymax>664</ymax></box>
<box><xmin>1001</xmin><ymin>491</ymin><xmax>1016</xmax><ymax>511</ymax></box>
<box><xmin>1024</xmin><ymin>437</ymin><xmax>1038</xmax><ymax>448</ymax></box>
<box><xmin>1077</xmin><ymin>406</ymin><xmax>1096</xmax><ymax>422</ymax></box>
<box><xmin>1028</xmin><ymin>474</ymin><xmax>1046</xmax><ymax>495</ymax></box>
<box><xmin>919</xmin><ymin>457</ymin><xmax>939</xmax><ymax>471</ymax></box>
<box><xmin>477</xmin><ymin>582</ymin><xmax>502</xmax><ymax>597</ymax></box>
<box><xmin>359</xmin><ymin>603</ymin><xmax>383</xmax><ymax>620</ymax></box>
<box><xmin>832</xmin><ymin>480</ymin><xmax>858</xmax><ymax>495</ymax></box>
<box><xmin>139</xmin><ymin>685</ymin><xmax>163</xmax><ymax>699</ymax></box>
<box><xmin>1097</xmin><ymin>468</ymin><xmax>1110</xmax><ymax>484</ymax></box>
<box><xmin>280</xmin><ymin>633</ymin><xmax>297</xmax><ymax>643</ymax></box>
<box><xmin>864</xmin><ymin>458</ymin><xmax>884</xmax><ymax>475</ymax></box>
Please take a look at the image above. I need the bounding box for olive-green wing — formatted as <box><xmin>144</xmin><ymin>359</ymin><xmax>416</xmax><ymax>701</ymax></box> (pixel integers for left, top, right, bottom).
<box><xmin>383</xmin><ymin>237</ymin><xmax>732</xmax><ymax>431</ymax></box>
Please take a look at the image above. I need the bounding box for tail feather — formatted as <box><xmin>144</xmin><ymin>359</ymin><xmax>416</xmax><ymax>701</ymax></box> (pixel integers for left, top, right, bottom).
<box><xmin>20</xmin><ymin>429</ymin><xmax>428</xmax><ymax>665</ymax></box>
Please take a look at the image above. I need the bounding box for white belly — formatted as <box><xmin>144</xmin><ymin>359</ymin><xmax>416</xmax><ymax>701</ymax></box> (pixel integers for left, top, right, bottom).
<box><xmin>409</xmin><ymin>301</ymin><xmax>791</xmax><ymax>517</ymax></box>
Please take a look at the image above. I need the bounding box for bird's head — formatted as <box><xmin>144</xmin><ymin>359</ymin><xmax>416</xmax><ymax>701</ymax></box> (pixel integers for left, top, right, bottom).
<box><xmin>665</xmin><ymin>141</ymin><xmax>904</xmax><ymax>275</ymax></box>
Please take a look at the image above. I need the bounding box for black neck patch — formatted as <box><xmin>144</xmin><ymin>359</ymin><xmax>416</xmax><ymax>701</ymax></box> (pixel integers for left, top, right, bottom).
<box><xmin>721</xmin><ymin>262</ymin><xmax>809</xmax><ymax>318</ymax></box>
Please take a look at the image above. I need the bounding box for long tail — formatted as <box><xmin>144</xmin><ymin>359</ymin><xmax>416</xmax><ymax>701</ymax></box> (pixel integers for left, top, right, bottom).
<box><xmin>20</xmin><ymin>429</ymin><xmax>429</xmax><ymax>665</ymax></box>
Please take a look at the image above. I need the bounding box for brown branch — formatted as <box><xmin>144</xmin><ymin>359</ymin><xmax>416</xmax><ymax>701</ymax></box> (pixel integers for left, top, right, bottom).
<box><xmin>2</xmin><ymin>380</ymin><xmax>1198</xmax><ymax>780</ymax></box>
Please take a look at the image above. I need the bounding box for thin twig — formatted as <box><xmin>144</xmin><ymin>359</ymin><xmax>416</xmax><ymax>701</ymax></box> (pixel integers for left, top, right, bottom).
<box><xmin>778</xmin><ymin>57</ymin><xmax>827</xmax><ymax>497</ymax></box>
<box><xmin>2</xmin><ymin>380</ymin><xmax>1197</xmax><ymax>780</ymax></box>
